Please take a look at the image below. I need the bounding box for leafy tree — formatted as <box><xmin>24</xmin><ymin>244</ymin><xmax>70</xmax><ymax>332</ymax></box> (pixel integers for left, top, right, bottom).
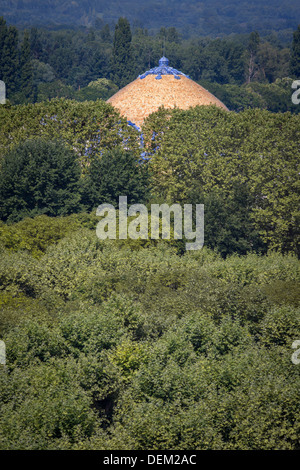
<box><xmin>74</xmin><ymin>78</ymin><xmax>118</xmax><ymax>102</ymax></box>
<box><xmin>143</xmin><ymin>106</ymin><xmax>300</xmax><ymax>257</ymax></box>
<box><xmin>0</xmin><ymin>15</ymin><xmax>296</xmax><ymax>107</ymax></box>
<box><xmin>0</xmin><ymin>221</ymin><xmax>300</xmax><ymax>450</ymax></box>
<box><xmin>245</xmin><ymin>31</ymin><xmax>260</xmax><ymax>83</ymax></box>
<box><xmin>0</xmin><ymin>17</ymin><xmax>7</xmax><ymax>71</ymax></box>
<box><xmin>290</xmin><ymin>24</ymin><xmax>300</xmax><ymax>78</ymax></box>
<box><xmin>17</xmin><ymin>31</ymin><xmax>36</xmax><ymax>103</ymax></box>
<box><xmin>110</xmin><ymin>17</ymin><xmax>135</xmax><ymax>88</ymax></box>
<box><xmin>201</xmin><ymin>78</ymin><xmax>300</xmax><ymax>114</ymax></box>
<box><xmin>36</xmin><ymin>80</ymin><xmax>75</xmax><ymax>101</ymax></box>
<box><xmin>0</xmin><ymin>214</ymin><xmax>83</xmax><ymax>258</ymax></box>
<box><xmin>257</xmin><ymin>41</ymin><xmax>290</xmax><ymax>83</ymax></box>
<box><xmin>158</xmin><ymin>26</ymin><xmax>181</xmax><ymax>45</ymax></box>
<box><xmin>32</xmin><ymin>60</ymin><xmax>56</xmax><ymax>86</ymax></box>
<box><xmin>0</xmin><ymin>20</ymin><xmax>19</xmax><ymax>96</ymax></box>
<box><xmin>0</xmin><ymin>98</ymin><xmax>141</xmax><ymax>165</ymax></box>
<box><xmin>0</xmin><ymin>139</ymin><xmax>82</xmax><ymax>223</ymax></box>
<box><xmin>100</xmin><ymin>24</ymin><xmax>112</xmax><ymax>43</ymax></box>
<box><xmin>80</xmin><ymin>148</ymin><xmax>149</xmax><ymax>210</ymax></box>
<box><xmin>193</xmin><ymin>185</ymin><xmax>266</xmax><ymax>258</ymax></box>
<box><xmin>29</xmin><ymin>26</ymin><xmax>42</xmax><ymax>59</ymax></box>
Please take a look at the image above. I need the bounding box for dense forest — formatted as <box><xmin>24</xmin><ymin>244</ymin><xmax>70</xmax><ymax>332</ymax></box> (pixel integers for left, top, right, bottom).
<box><xmin>1</xmin><ymin>16</ymin><xmax>300</xmax><ymax>113</ymax></box>
<box><xmin>0</xmin><ymin>8</ymin><xmax>300</xmax><ymax>452</ymax></box>
<box><xmin>0</xmin><ymin>98</ymin><xmax>299</xmax><ymax>450</ymax></box>
<box><xmin>1</xmin><ymin>0</ymin><xmax>300</xmax><ymax>38</ymax></box>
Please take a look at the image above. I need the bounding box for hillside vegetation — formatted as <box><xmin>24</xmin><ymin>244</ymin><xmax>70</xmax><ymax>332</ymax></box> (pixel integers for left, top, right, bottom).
<box><xmin>0</xmin><ymin>96</ymin><xmax>300</xmax><ymax>449</ymax></box>
<box><xmin>1</xmin><ymin>0</ymin><xmax>300</xmax><ymax>37</ymax></box>
<box><xmin>0</xmin><ymin>220</ymin><xmax>300</xmax><ymax>449</ymax></box>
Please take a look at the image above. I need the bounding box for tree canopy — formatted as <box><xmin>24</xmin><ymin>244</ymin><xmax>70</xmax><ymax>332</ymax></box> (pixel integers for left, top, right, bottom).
<box><xmin>0</xmin><ymin>16</ymin><xmax>300</xmax><ymax>451</ymax></box>
<box><xmin>1</xmin><ymin>15</ymin><xmax>299</xmax><ymax>115</ymax></box>
<box><xmin>143</xmin><ymin>105</ymin><xmax>300</xmax><ymax>258</ymax></box>
<box><xmin>0</xmin><ymin>218</ymin><xmax>299</xmax><ymax>450</ymax></box>
<box><xmin>80</xmin><ymin>148</ymin><xmax>149</xmax><ymax>211</ymax></box>
<box><xmin>0</xmin><ymin>139</ymin><xmax>82</xmax><ymax>223</ymax></box>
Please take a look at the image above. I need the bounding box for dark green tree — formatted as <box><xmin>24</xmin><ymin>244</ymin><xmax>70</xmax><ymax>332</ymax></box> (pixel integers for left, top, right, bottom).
<box><xmin>0</xmin><ymin>21</ymin><xmax>19</xmax><ymax>95</ymax></box>
<box><xmin>111</xmin><ymin>17</ymin><xmax>135</xmax><ymax>88</ymax></box>
<box><xmin>290</xmin><ymin>24</ymin><xmax>300</xmax><ymax>78</ymax></box>
<box><xmin>198</xmin><ymin>184</ymin><xmax>266</xmax><ymax>258</ymax></box>
<box><xmin>18</xmin><ymin>31</ymin><xmax>36</xmax><ymax>103</ymax></box>
<box><xmin>100</xmin><ymin>24</ymin><xmax>111</xmax><ymax>43</ymax></box>
<box><xmin>0</xmin><ymin>139</ymin><xmax>82</xmax><ymax>223</ymax></box>
<box><xmin>0</xmin><ymin>17</ymin><xmax>7</xmax><ymax>72</ymax></box>
<box><xmin>80</xmin><ymin>148</ymin><xmax>149</xmax><ymax>211</ymax></box>
<box><xmin>245</xmin><ymin>31</ymin><xmax>260</xmax><ymax>83</ymax></box>
<box><xmin>30</xmin><ymin>27</ymin><xmax>42</xmax><ymax>59</ymax></box>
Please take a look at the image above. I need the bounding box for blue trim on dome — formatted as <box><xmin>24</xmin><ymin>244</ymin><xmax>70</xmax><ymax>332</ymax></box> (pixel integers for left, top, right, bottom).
<box><xmin>127</xmin><ymin>120</ymin><xmax>141</xmax><ymax>132</ymax></box>
<box><xmin>138</xmin><ymin>57</ymin><xmax>190</xmax><ymax>80</ymax></box>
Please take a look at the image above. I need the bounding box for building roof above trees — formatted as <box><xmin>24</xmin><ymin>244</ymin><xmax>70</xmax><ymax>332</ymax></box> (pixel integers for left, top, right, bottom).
<box><xmin>107</xmin><ymin>57</ymin><xmax>228</xmax><ymax>129</ymax></box>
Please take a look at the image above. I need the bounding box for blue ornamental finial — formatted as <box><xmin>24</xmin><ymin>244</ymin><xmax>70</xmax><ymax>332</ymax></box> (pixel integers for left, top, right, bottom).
<box><xmin>138</xmin><ymin>56</ymin><xmax>190</xmax><ymax>80</ymax></box>
<box><xmin>159</xmin><ymin>56</ymin><xmax>169</xmax><ymax>67</ymax></box>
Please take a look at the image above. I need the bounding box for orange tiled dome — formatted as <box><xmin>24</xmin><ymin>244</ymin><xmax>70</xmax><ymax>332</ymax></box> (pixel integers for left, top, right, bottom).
<box><xmin>107</xmin><ymin>57</ymin><xmax>228</xmax><ymax>129</ymax></box>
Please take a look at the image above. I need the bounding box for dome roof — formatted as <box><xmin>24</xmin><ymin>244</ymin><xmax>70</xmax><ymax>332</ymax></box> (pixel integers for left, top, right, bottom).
<box><xmin>107</xmin><ymin>57</ymin><xmax>228</xmax><ymax>129</ymax></box>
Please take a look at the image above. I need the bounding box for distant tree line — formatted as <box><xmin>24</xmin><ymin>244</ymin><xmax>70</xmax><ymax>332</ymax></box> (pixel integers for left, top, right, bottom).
<box><xmin>1</xmin><ymin>0</ymin><xmax>300</xmax><ymax>37</ymax></box>
<box><xmin>1</xmin><ymin>16</ymin><xmax>300</xmax><ymax>111</ymax></box>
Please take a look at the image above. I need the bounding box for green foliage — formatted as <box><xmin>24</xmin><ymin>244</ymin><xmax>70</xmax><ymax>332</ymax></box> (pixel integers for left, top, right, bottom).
<box><xmin>0</xmin><ymin>139</ymin><xmax>82</xmax><ymax>223</ymax></box>
<box><xmin>190</xmin><ymin>184</ymin><xmax>265</xmax><ymax>257</ymax></box>
<box><xmin>0</xmin><ymin>97</ymin><xmax>141</xmax><ymax>165</ymax></box>
<box><xmin>0</xmin><ymin>18</ymin><xmax>19</xmax><ymax>96</ymax></box>
<box><xmin>0</xmin><ymin>357</ymin><xmax>102</xmax><ymax>449</ymax></box>
<box><xmin>110</xmin><ymin>17</ymin><xmax>136</xmax><ymax>88</ymax></box>
<box><xmin>76</xmin><ymin>79</ymin><xmax>118</xmax><ymax>102</ymax></box>
<box><xmin>259</xmin><ymin>305</ymin><xmax>300</xmax><ymax>347</ymax></box>
<box><xmin>36</xmin><ymin>80</ymin><xmax>75</xmax><ymax>102</ymax></box>
<box><xmin>0</xmin><ymin>18</ymin><xmax>37</xmax><ymax>104</ymax></box>
<box><xmin>35</xmin><ymin>78</ymin><xmax>119</xmax><ymax>104</ymax></box>
<box><xmin>290</xmin><ymin>24</ymin><xmax>300</xmax><ymax>78</ymax></box>
<box><xmin>144</xmin><ymin>106</ymin><xmax>300</xmax><ymax>258</ymax></box>
<box><xmin>0</xmin><ymin>214</ymin><xmax>82</xmax><ymax>257</ymax></box>
<box><xmin>1</xmin><ymin>1</ymin><xmax>300</xmax><ymax>38</ymax></box>
<box><xmin>32</xmin><ymin>59</ymin><xmax>55</xmax><ymax>86</ymax></box>
<box><xmin>0</xmin><ymin>224</ymin><xmax>299</xmax><ymax>449</ymax></box>
<box><xmin>201</xmin><ymin>78</ymin><xmax>300</xmax><ymax>114</ymax></box>
<box><xmin>80</xmin><ymin>148</ymin><xmax>149</xmax><ymax>211</ymax></box>
<box><xmin>0</xmin><ymin>15</ymin><xmax>300</xmax><ymax>451</ymax></box>
<box><xmin>0</xmin><ymin>15</ymin><xmax>297</xmax><ymax>111</ymax></box>
<box><xmin>245</xmin><ymin>31</ymin><xmax>260</xmax><ymax>84</ymax></box>
<box><xmin>17</xmin><ymin>31</ymin><xmax>36</xmax><ymax>103</ymax></box>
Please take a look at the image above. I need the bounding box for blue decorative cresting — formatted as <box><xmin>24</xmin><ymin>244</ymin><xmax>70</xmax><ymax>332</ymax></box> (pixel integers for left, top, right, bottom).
<box><xmin>138</xmin><ymin>57</ymin><xmax>190</xmax><ymax>81</ymax></box>
<box><xmin>124</xmin><ymin>57</ymin><xmax>191</xmax><ymax>159</ymax></box>
<box><xmin>127</xmin><ymin>120</ymin><xmax>141</xmax><ymax>132</ymax></box>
